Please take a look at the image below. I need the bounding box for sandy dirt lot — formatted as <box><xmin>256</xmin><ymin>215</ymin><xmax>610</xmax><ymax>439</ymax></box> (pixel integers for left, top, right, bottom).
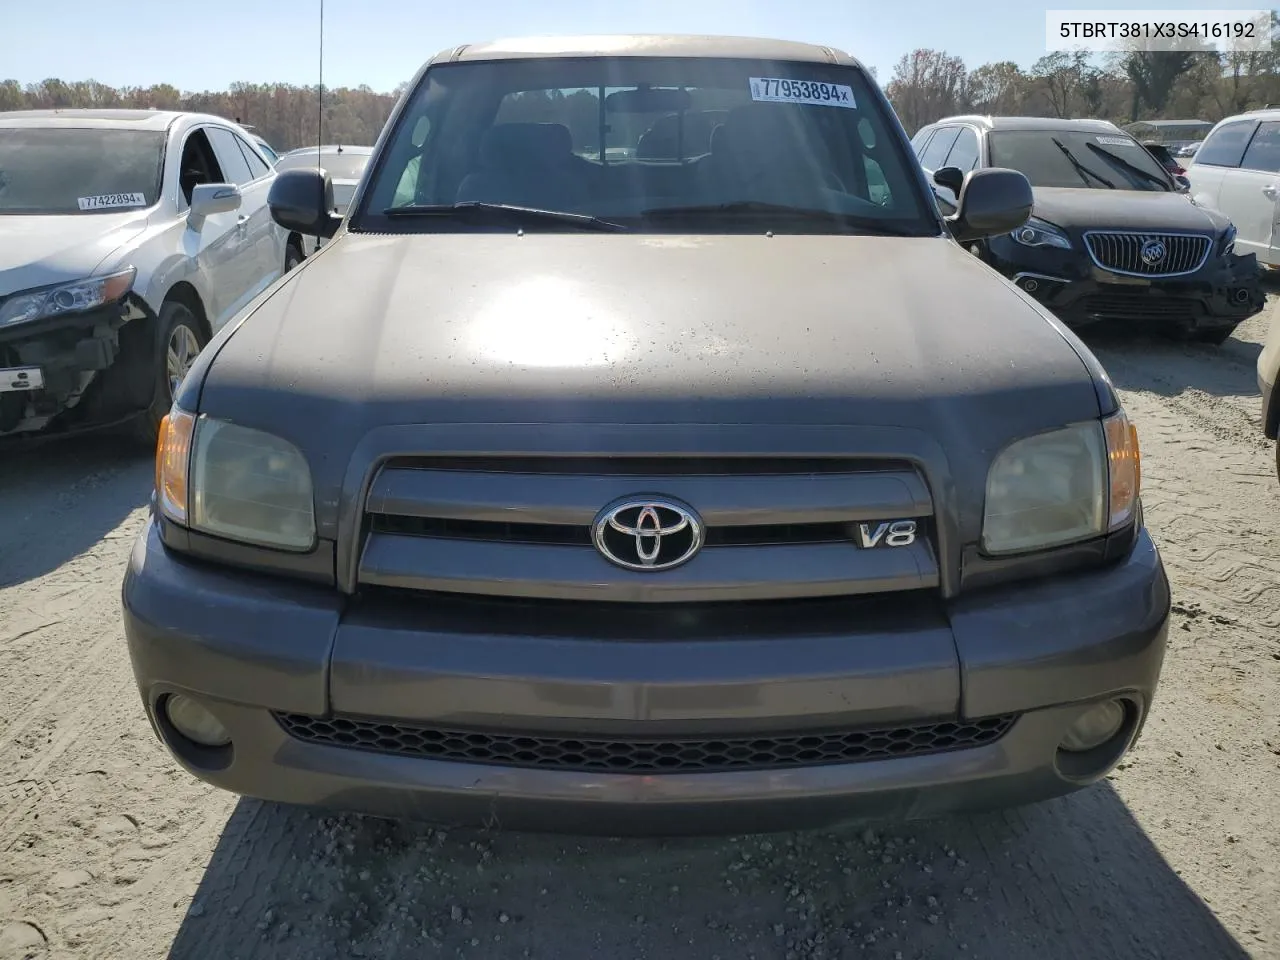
<box><xmin>2</xmin><ymin>302</ymin><xmax>1278</xmax><ymax>960</ymax></box>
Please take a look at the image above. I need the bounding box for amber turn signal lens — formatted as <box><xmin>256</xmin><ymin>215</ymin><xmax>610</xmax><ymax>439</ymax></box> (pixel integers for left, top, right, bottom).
<box><xmin>1103</xmin><ymin>409</ymin><xmax>1140</xmax><ymax>531</ymax></box>
<box><xmin>156</xmin><ymin>408</ymin><xmax>196</xmax><ymax>525</ymax></box>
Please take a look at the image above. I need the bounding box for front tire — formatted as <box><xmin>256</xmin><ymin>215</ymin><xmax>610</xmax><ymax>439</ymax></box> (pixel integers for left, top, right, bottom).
<box><xmin>132</xmin><ymin>301</ymin><xmax>206</xmax><ymax>446</ymax></box>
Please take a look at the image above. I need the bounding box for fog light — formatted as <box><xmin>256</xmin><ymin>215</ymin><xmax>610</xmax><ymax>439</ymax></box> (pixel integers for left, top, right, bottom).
<box><xmin>165</xmin><ymin>695</ymin><xmax>230</xmax><ymax>747</ymax></box>
<box><xmin>1060</xmin><ymin>700</ymin><xmax>1125</xmax><ymax>752</ymax></box>
<box><xmin>1022</xmin><ymin>278</ymin><xmax>1039</xmax><ymax>293</ymax></box>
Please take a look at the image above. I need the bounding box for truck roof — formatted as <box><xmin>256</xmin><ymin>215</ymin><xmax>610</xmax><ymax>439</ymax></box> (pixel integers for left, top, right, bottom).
<box><xmin>430</xmin><ymin>33</ymin><xmax>861</xmax><ymax>68</ymax></box>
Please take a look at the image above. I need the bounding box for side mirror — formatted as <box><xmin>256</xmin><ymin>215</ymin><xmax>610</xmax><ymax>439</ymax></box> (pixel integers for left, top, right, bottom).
<box><xmin>268</xmin><ymin>168</ymin><xmax>342</xmax><ymax>239</ymax></box>
<box><xmin>1174</xmin><ymin>175</ymin><xmax>1191</xmax><ymax>193</ymax></box>
<box><xmin>933</xmin><ymin>166</ymin><xmax>965</xmax><ymax>196</ymax></box>
<box><xmin>188</xmin><ymin>183</ymin><xmax>241</xmax><ymax>229</ymax></box>
<box><xmin>946</xmin><ymin>167</ymin><xmax>1033</xmax><ymax>244</ymax></box>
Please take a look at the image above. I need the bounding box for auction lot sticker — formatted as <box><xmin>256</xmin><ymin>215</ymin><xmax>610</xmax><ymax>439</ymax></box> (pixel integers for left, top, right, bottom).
<box><xmin>750</xmin><ymin>77</ymin><xmax>856</xmax><ymax>108</ymax></box>
<box><xmin>78</xmin><ymin>192</ymin><xmax>147</xmax><ymax>211</ymax></box>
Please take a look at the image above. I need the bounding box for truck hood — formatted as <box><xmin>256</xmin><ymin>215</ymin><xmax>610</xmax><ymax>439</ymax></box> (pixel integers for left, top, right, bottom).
<box><xmin>197</xmin><ymin>231</ymin><xmax>1106</xmax><ymax>535</ymax></box>
<box><xmin>0</xmin><ymin>211</ymin><xmax>151</xmax><ymax>297</ymax></box>
<box><xmin>1030</xmin><ymin>186</ymin><xmax>1231</xmax><ymax>234</ymax></box>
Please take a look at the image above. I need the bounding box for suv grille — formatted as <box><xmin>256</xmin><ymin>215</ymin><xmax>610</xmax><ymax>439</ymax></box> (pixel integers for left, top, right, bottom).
<box><xmin>275</xmin><ymin>713</ymin><xmax>1017</xmax><ymax>773</ymax></box>
<box><xmin>357</xmin><ymin>455</ymin><xmax>939</xmax><ymax>603</ymax></box>
<box><xmin>1083</xmin><ymin>231</ymin><xmax>1211</xmax><ymax>277</ymax></box>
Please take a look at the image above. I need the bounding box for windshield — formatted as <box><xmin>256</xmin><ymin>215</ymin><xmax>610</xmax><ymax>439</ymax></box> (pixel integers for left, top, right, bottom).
<box><xmin>355</xmin><ymin>57</ymin><xmax>935</xmax><ymax>235</ymax></box>
<box><xmin>277</xmin><ymin>150</ymin><xmax>371</xmax><ymax>180</ymax></box>
<box><xmin>988</xmin><ymin>130</ymin><xmax>1172</xmax><ymax>191</ymax></box>
<box><xmin>0</xmin><ymin>128</ymin><xmax>165</xmax><ymax>214</ymax></box>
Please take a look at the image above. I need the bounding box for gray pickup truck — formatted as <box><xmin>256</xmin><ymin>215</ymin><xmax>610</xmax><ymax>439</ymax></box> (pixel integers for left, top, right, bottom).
<box><xmin>122</xmin><ymin>34</ymin><xmax>1170</xmax><ymax>836</ymax></box>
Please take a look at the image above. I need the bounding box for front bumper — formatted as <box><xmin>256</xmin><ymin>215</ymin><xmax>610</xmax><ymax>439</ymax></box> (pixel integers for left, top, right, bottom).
<box><xmin>122</xmin><ymin>518</ymin><xmax>1171</xmax><ymax>835</ymax></box>
<box><xmin>0</xmin><ymin>296</ymin><xmax>155</xmax><ymax>439</ymax></box>
<box><xmin>986</xmin><ymin>237</ymin><xmax>1265</xmax><ymax>331</ymax></box>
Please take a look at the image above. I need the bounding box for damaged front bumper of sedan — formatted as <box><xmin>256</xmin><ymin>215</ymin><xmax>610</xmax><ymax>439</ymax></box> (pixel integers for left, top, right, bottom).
<box><xmin>0</xmin><ymin>295</ymin><xmax>160</xmax><ymax>440</ymax></box>
<box><xmin>987</xmin><ymin>236</ymin><xmax>1265</xmax><ymax>336</ymax></box>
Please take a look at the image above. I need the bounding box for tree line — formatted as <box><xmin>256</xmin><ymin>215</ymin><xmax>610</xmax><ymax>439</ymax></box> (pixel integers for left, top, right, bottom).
<box><xmin>884</xmin><ymin>22</ymin><xmax>1280</xmax><ymax>136</ymax></box>
<box><xmin>4</xmin><ymin>26</ymin><xmax>1280</xmax><ymax>155</ymax></box>
<box><xmin>0</xmin><ymin>79</ymin><xmax>403</xmax><ymax>152</ymax></box>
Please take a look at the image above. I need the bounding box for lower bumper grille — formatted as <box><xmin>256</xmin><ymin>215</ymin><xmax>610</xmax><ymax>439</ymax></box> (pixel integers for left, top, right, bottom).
<box><xmin>1077</xmin><ymin>294</ymin><xmax>1203</xmax><ymax>322</ymax></box>
<box><xmin>274</xmin><ymin>712</ymin><xmax>1018</xmax><ymax>773</ymax></box>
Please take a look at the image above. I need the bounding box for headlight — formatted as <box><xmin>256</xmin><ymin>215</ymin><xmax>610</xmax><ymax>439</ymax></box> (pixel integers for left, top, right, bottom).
<box><xmin>1221</xmin><ymin>224</ymin><xmax>1236</xmax><ymax>256</ymax></box>
<box><xmin>982</xmin><ymin>409</ymin><xmax>1140</xmax><ymax>555</ymax></box>
<box><xmin>0</xmin><ymin>267</ymin><xmax>136</xmax><ymax>328</ymax></box>
<box><xmin>156</xmin><ymin>408</ymin><xmax>316</xmax><ymax>551</ymax></box>
<box><xmin>1011</xmin><ymin>218</ymin><xmax>1071</xmax><ymax>250</ymax></box>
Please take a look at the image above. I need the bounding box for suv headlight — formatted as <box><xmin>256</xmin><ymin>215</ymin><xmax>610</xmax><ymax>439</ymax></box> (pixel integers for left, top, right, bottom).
<box><xmin>156</xmin><ymin>408</ymin><xmax>316</xmax><ymax>551</ymax></box>
<box><xmin>0</xmin><ymin>267</ymin><xmax>136</xmax><ymax>328</ymax></box>
<box><xmin>982</xmin><ymin>409</ymin><xmax>1140</xmax><ymax>555</ymax></box>
<box><xmin>1011</xmin><ymin>217</ymin><xmax>1071</xmax><ymax>250</ymax></box>
<box><xmin>1221</xmin><ymin>223</ymin><xmax>1236</xmax><ymax>256</ymax></box>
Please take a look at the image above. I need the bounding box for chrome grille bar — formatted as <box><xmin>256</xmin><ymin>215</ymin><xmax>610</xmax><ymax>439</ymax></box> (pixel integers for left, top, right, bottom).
<box><xmin>1083</xmin><ymin>231</ymin><xmax>1212</xmax><ymax>278</ymax></box>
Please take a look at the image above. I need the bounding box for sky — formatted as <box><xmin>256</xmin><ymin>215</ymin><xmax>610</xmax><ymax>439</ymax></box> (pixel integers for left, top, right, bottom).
<box><xmin>0</xmin><ymin>0</ymin><xmax>1266</xmax><ymax>93</ymax></box>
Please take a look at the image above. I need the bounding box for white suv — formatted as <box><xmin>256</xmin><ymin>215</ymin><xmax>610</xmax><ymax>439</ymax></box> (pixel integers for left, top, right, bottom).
<box><xmin>0</xmin><ymin>109</ymin><xmax>303</xmax><ymax>442</ymax></box>
<box><xmin>1185</xmin><ymin>108</ymin><xmax>1280</xmax><ymax>271</ymax></box>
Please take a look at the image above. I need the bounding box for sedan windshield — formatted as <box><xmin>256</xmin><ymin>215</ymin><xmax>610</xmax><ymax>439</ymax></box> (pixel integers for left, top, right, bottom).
<box><xmin>988</xmin><ymin>130</ymin><xmax>1172</xmax><ymax>191</ymax></box>
<box><xmin>355</xmin><ymin>57</ymin><xmax>935</xmax><ymax>235</ymax></box>
<box><xmin>0</xmin><ymin>128</ymin><xmax>165</xmax><ymax>214</ymax></box>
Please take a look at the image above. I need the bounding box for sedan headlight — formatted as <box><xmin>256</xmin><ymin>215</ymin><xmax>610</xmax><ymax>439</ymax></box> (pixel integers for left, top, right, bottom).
<box><xmin>0</xmin><ymin>267</ymin><xmax>136</xmax><ymax>328</ymax></box>
<box><xmin>1221</xmin><ymin>223</ymin><xmax>1236</xmax><ymax>256</ymax></box>
<box><xmin>982</xmin><ymin>409</ymin><xmax>1140</xmax><ymax>555</ymax></box>
<box><xmin>156</xmin><ymin>408</ymin><xmax>316</xmax><ymax>551</ymax></box>
<box><xmin>1011</xmin><ymin>217</ymin><xmax>1071</xmax><ymax>250</ymax></box>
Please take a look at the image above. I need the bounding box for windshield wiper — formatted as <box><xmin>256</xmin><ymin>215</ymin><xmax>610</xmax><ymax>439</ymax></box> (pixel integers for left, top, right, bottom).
<box><xmin>1050</xmin><ymin>137</ymin><xmax>1115</xmax><ymax>189</ymax></box>
<box><xmin>382</xmin><ymin>201</ymin><xmax>628</xmax><ymax>232</ymax></box>
<box><xmin>640</xmin><ymin>201</ymin><xmax>925</xmax><ymax>236</ymax></box>
<box><xmin>1083</xmin><ymin>142</ymin><xmax>1172</xmax><ymax>190</ymax></box>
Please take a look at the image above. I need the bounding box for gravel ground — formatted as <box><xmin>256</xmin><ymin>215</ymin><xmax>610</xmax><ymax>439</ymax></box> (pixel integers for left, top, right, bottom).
<box><xmin>2</xmin><ymin>299</ymin><xmax>1279</xmax><ymax>960</ymax></box>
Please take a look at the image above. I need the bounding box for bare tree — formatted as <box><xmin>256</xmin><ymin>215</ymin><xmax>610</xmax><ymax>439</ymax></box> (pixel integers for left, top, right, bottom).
<box><xmin>884</xmin><ymin>49</ymin><xmax>970</xmax><ymax>132</ymax></box>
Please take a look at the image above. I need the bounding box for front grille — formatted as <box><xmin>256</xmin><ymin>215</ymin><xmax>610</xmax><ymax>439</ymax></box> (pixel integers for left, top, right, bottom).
<box><xmin>357</xmin><ymin>453</ymin><xmax>939</xmax><ymax>602</ymax></box>
<box><xmin>370</xmin><ymin>513</ymin><xmax>865</xmax><ymax>547</ymax></box>
<box><xmin>380</xmin><ymin>456</ymin><xmax>910</xmax><ymax>476</ymax></box>
<box><xmin>1078</xmin><ymin>294</ymin><xmax>1203</xmax><ymax>322</ymax></box>
<box><xmin>275</xmin><ymin>713</ymin><xmax>1017</xmax><ymax>773</ymax></box>
<box><xmin>1084</xmin><ymin>231</ymin><xmax>1211</xmax><ymax>277</ymax></box>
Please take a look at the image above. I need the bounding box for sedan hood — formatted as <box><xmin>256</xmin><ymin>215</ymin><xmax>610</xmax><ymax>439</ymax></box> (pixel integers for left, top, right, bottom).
<box><xmin>1030</xmin><ymin>187</ymin><xmax>1230</xmax><ymax>234</ymax></box>
<box><xmin>0</xmin><ymin>211</ymin><xmax>150</xmax><ymax>297</ymax></box>
<box><xmin>197</xmin><ymin>232</ymin><xmax>1107</xmax><ymax>536</ymax></box>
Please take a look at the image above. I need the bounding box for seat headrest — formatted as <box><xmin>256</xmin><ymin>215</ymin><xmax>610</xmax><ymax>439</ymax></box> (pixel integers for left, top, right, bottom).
<box><xmin>479</xmin><ymin>123</ymin><xmax>574</xmax><ymax>168</ymax></box>
<box><xmin>709</xmin><ymin>122</ymin><xmax>728</xmax><ymax>156</ymax></box>
<box><xmin>720</xmin><ymin>103</ymin><xmax>807</xmax><ymax>156</ymax></box>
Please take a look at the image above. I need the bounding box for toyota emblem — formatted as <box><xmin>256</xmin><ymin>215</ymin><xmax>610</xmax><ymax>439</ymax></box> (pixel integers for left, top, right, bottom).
<box><xmin>591</xmin><ymin>497</ymin><xmax>704</xmax><ymax>571</ymax></box>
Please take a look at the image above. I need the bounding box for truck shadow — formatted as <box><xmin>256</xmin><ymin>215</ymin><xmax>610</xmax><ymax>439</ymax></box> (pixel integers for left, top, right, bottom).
<box><xmin>0</xmin><ymin>431</ymin><xmax>152</xmax><ymax>588</ymax></box>
<box><xmin>168</xmin><ymin>783</ymin><xmax>1249</xmax><ymax>960</ymax></box>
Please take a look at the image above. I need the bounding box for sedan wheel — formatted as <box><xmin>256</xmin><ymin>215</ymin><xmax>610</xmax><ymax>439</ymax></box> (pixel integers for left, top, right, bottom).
<box><xmin>166</xmin><ymin>323</ymin><xmax>201</xmax><ymax>399</ymax></box>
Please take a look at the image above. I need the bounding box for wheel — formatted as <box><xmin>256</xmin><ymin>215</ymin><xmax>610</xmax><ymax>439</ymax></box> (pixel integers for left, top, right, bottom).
<box><xmin>131</xmin><ymin>301</ymin><xmax>206</xmax><ymax>446</ymax></box>
<box><xmin>285</xmin><ymin>241</ymin><xmax>303</xmax><ymax>272</ymax></box>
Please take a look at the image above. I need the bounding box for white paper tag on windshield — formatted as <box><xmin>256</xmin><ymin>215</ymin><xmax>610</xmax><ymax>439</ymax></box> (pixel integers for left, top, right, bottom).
<box><xmin>1096</xmin><ymin>136</ymin><xmax>1136</xmax><ymax>147</ymax></box>
<box><xmin>749</xmin><ymin>77</ymin><xmax>856</xmax><ymax>108</ymax></box>
<box><xmin>78</xmin><ymin>192</ymin><xmax>147</xmax><ymax>211</ymax></box>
